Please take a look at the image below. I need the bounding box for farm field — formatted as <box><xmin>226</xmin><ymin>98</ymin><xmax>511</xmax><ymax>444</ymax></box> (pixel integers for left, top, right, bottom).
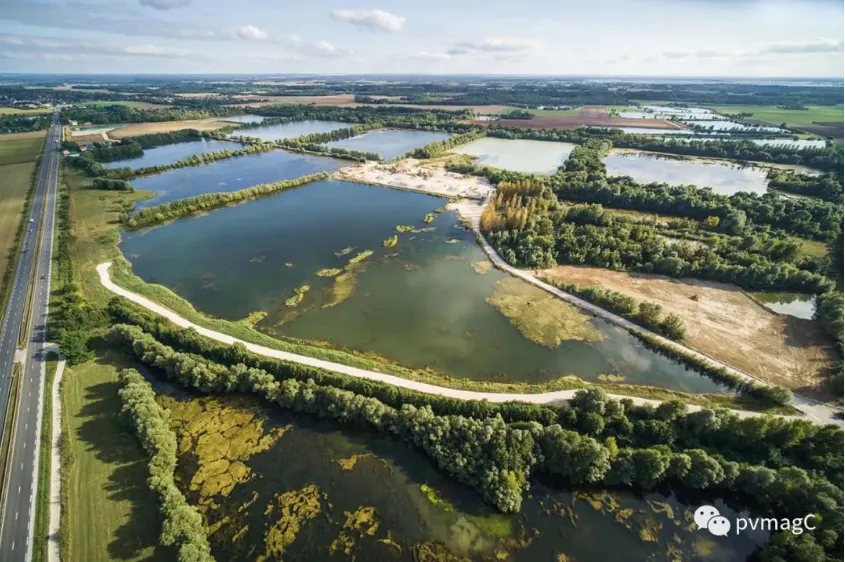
<box><xmin>705</xmin><ymin>104</ymin><xmax>843</xmax><ymax>127</ymax></box>
<box><xmin>107</xmin><ymin>119</ymin><xmax>233</xmax><ymax>138</ymax></box>
<box><xmin>61</xmin><ymin>348</ymin><xmax>171</xmax><ymax>562</ymax></box>
<box><xmin>229</xmin><ymin>93</ymin><xmax>511</xmax><ymax>114</ymax></box>
<box><xmin>0</xmin><ymin>107</ymin><xmax>51</xmax><ymax>115</ymax></box>
<box><xmin>0</xmin><ymin>162</ymin><xmax>36</xmax><ymax>287</ymax></box>
<box><xmin>0</xmin><ymin>130</ymin><xmax>46</xmax><ymax>165</ymax></box>
<box><xmin>540</xmin><ymin>265</ymin><xmax>836</xmax><ymax>399</ymax></box>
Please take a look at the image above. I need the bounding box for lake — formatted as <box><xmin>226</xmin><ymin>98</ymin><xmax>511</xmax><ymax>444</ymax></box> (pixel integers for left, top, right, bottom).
<box><xmin>605</xmin><ymin>150</ymin><xmax>769</xmax><ymax>195</ymax></box>
<box><xmin>601</xmin><ymin>127</ymin><xmax>696</xmax><ymax>136</ymax></box>
<box><xmin>451</xmin><ymin>137</ymin><xmax>577</xmax><ymax>174</ymax></box>
<box><xmin>129</xmin><ymin>149</ymin><xmax>346</xmax><ymax>208</ymax></box>
<box><xmin>752</xmin><ymin>138</ymin><xmax>828</xmax><ymax>150</ymax></box>
<box><xmin>686</xmin><ymin>121</ymin><xmax>786</xmax><ymax>133</ymax></box>
<box><xmin>236</xmin><ymin>120</ymin><xmax>349</xmax><ymax>142</ymax></box>
<box><xmin>752</xmin><ymin>292</ymin><xmax>816</xmax><ymax>319</ymax></box>
<box><xmin>156</xmin><ymin>392</ymin><xmax>766</xmax><ymax>562</ymax></box>
<box><xmin>101</xmin><ymin>138</ymin><xmax>242</xmax><ymax>169</ymax></box>
<box><xmin>326</xmin><ymin>129</ymin><xmax>452</xmax><ymax>160</ymax></box>
<box><xmin>122</xmin><ymin>179</ymin><xmax>727</xmax><ymax>394</ymax></box>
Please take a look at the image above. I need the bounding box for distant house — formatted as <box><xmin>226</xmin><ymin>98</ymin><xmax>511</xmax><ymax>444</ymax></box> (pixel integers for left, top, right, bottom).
<box><xmin>68</xmin><ymin>120</ymin><xmax>78</xmax><ymax>126</ymax></box>
<box><xmin>62</xmin><ymin>150</ymin><xmax>70</xmax><ymax>156</ymax></box>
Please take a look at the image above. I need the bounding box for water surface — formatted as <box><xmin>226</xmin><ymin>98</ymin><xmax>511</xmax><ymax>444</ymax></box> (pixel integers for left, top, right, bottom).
<box><xmin>129</xmin><ymin>149</ymin><xmax>346</xmax><ymax>208</ymax></box>
<box><xmin>452</xmin><ymin>137</ymin><xmax>576</xmax><ymax>174</ymax></box>
<box><xmin>220</xmin><ymin>114</ymin><xmax>266</xmax><ymax>124</ymax></box>
<box><xmin>605</xmin><ymin>151</ymin><xmax>769</xmax><ymax>195</ymax></box>
<box><xmin>752</xmin><ymin>292</ymin><xmax>816</xmax><ymax>319</ymax></box>
<box><xmin>236</xmin><ymin>120</ymin><xmax>349</xmax><ymax>142</ymax></box>
<box><xmin>122</xmin><ymin>179</ymin><xmax>727</xmax><ymax>393</ymax></box>
<box><xmin>101</xmin><ymin>139</ymin><xmax>242</xmax><ymax>169</ymax></box>
<box><xmin>326</xmin><ymin>129</ymin><xmax>451</xmax><ymax>160</ymax></box>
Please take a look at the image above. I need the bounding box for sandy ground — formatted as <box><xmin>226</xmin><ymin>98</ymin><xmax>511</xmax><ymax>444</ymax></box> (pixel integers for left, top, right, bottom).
<box><xmin>540</xmin><ymin>265</ymin><xmax>837</xmax><ymax>398</ymax></box>
<box><xmin>335</xmin><ymin>159</ymin><xmax>494</xmax><ymax>200</ymax></box>
<box><xmin>107</xmin><ymin>119</ymin><xmax>233</xmax><ymax>138</ymax></box>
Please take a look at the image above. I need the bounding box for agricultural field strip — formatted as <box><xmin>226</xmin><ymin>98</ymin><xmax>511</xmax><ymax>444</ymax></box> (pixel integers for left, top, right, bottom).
<box><xmin>96</xmin><ymin>262</ymin><xmax>834</xmax><ymax>425</ymax></box>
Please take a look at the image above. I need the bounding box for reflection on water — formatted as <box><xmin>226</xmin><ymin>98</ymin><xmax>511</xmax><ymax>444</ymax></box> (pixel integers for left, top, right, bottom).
<box><xmin>605</xmin><ymin>151</ymin><xmax>769</xmax><ymax>195</ymax></box>
<box><xmin>129</xmin><ymin>149</ymin><xmax>346</xmax><ymax>208</ymax></box>
<box><xmin>101</xmin><ymin>138</ymin><xmax>242</xmax><ymax>170</ymax></box>
<box><xmin>121</xmin><ymin>179</ymin><xmax>726</xmax><ymax>393</ymax></box>
<box><xmin>158</xmin><ymin>393</ymin><xmax>767</xmax><ymax>562</ymax></box>
<box><xmin>326</xmin><ymin>129</ymin><xmax>452</xmax><ymax>160</ymax></box>
<box><xmin>236</xmin><ymin>120</ymin><xmax>349</xmax><ymax>142</ymax></box>
<box><xmin>452</xmin><ymin>137</ymin><xmax>577</xmax><ymax>174</ymax></box>
<box><xmin>221</xmin><ymin>114</ymin><xmax>266</xmax><ymax>124</ymax></box>
<box><xmin>752</xmin><ymin>292</ymin><xmax>816</xmax><ymax>319</ymax></box>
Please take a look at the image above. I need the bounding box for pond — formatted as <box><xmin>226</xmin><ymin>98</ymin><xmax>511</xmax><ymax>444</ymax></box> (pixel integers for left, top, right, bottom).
<box><xmin>751</xmin><ymin>292</ymin><xmax>816</xmax><ymax>320</ymax></box>
<box><xmin>686</xmin><ymin>121</ymin><xmax>786</xmax><ymax>133</ymax></box>
<box><xmin>326</xmin><ymin>129</ymin><xmax>452</xmax><ymax>160</ymax></box>
<box><xmin>121</xmin><ymin>179</ymin><xmax>727</xmax><ymax>394</ymax></box>
<box><xmin>221</xmin><ymin>114</ymin><xmax>266</xmax><ymax>124</ymax></box>
<box><xmin>604</xmin><ymin>150</ymin><xmax>769</xmax><ymax>195</ymax></box>
<box><xmin>451</xmin><ymin>137</ymin><xmax>577</xmax><ymax>174</ymax></box>
<box><xmin>157</xmin><ymin>392</ymin><xmax>768</xmax><ymax>562</ymax></box>
<box><xmin>129</xmin><ymin>149</ymin><xmax>346</xmax><ymax>208</ymax></box>
<box><xmin>751</xmin><ymin>138</ymin><xmax>828</xmax><ymax>150</ymax></box>
<box><xmin>101</xmin><ymin>138</ymin><xmax>242</xmax><ymax>169</ymax></box>
<box><xmin>236</xmin><ymin>120</ymin><xmax>350</xmax><ymax>142</ymax></box>
<box><xmin>600</xmin><ymin>127</ymin><xmax>696</xmax><ymax>136</ymax></box>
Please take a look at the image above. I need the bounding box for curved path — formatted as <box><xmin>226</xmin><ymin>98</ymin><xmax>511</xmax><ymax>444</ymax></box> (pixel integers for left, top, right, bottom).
<box><xmin>97</xmin><ymin>262</ymin><xmax>838</xmax><ymax>425</ymax></box>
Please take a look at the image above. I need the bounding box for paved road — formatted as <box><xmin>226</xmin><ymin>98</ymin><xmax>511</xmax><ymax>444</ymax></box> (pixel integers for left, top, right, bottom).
<box><xmin>0</xmin><ymin>116</ymin><xmax>61</xmax><ymax>561</ymax></box>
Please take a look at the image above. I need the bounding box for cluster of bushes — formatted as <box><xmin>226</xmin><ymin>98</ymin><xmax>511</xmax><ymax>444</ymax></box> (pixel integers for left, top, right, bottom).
<box><xmin>117</xmin><ymin>369</ymin><xmax>214</xmax><ymax>562</ymax></box>
<box><xmin>542</xmin><ymin>278</ymin><xmax>686</xmax><ymax>340</ymax></box>
<box><xmin>499</xmin><ymin>109</ymin><xmax>534</xmax><ymax>120</ymax></box>
<box><xmin>87</xmin><ymin>140</ymin><xmax>143</xmax><ymax>162</ymax></box>
<box><xmin>0</xmin><ymin>114</ymin><xmax>50</xmax><ymax>133</ymax></box>
<box><xmin>119</xmin><ymin>172</ymin><xmax>329</xmax><ymax>228</ymax></box>
<box><xmin>408</xmin><ymin>129</ymin><xmax>486</xmax><ymax>159</ymax></box>
<box><xmin>766</xmin><ymin>169</ymin><xmax>844</xmax><ymax>204</ymax></box>
<box><xmin>106</xmin><ymin>322</ymin><xmax>842</xmax><ymax>560</ymax></box>
<box><xmin>91</xmin><ymin>178</ymin><xmax>133</xmax><ymax>191</ymax></box>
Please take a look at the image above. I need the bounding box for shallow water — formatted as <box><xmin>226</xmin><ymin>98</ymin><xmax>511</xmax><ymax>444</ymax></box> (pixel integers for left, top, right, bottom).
<box><xmin>128</xmin><ymin>149</ymin><xmax>346</xmax><ymax>208</ymax></box>
<box><xmin>751</xmin><ymin>138</ymin><xmax>828</xmax><ymax>150</ymax></box>
<box><xmin>605</xmin><ymin>151</ymin><xmax>769</xmax><ymax>195</ymax></box>
<box><xmin>101</xmin><ymin>139</ymin><xmax>242</xmax><ymax>169</ymax></box>
<box><xmin>326</xmin><ymin>129</ymin><xmax>451</xmax><ymax>160</ymax></box>
<box><xmin>451</xmin><ymin>137</ymin><xmax>577</xmax><ymax>174</ymax></box>
<box><xmin>122</xmin><ymin>179</ymin><xmax>726</xmax><ymax>393</ymax></box>
<box><xmin>751</xmin><ymin>292</ymin><xmax>816</xmax><ymax>319</ymax></box>
<box><xmin>236</xmin><ymin>120</ymin><xmax>349</xmax><ymax>142</ymax></box>
<box><xmin>602</xmin><ymin>127</ymin><xmax>696</xmax><ymax>135</ymax></box>
<box><xmin>159</xmin><ymin>392</ymin><xmax>767</xmax><ymax>562</ymax></box>
<box><xmin>686</xmin><ymin>121</ymin><xmax>786</xmax><ymax>133</ymax></box>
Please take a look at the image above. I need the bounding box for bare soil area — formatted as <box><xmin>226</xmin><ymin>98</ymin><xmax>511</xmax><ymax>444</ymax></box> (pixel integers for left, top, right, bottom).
<box><xmin>579</xmin><ymin>106</ymin><xmax>609</xmax><ymax>119</ymax></box>
<box><xmin>335</xmin><ymin>158</ymin><xmax>493</xmax><ymax>200</ymax></box>
<box><xmin>108</xmin><ymin>119</ymin><xmax>233</xmax><ymax>139</ymax></box>
<box><xmin>540</xmin><ymin>265</ymin><xmax>837</xmax><ymax>398</ymax></box>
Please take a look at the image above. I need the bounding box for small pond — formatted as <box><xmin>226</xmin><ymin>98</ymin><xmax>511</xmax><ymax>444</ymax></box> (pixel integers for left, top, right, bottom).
<box><xmin>326</xmin><ymin>129</ymin><xmax>452</xmax><ymax>160</ymax></box>
<box><xmin>752</xmin><ymin>292</ymin><xmax>816</xmax><ymax>320</ymax></box>
<box><xmin>451</xmin><ymin>137</ymin><xmax>577</xmax><ymax>174</ymax></box>
<box><xmin>101</xmin><ymin>139</ymin><xmax>242</xmax><ymax>169</ymax></box>
<box><xmin>236</xmin><ymin>120</ymin><xmax>350</xmax><ymax>142</ymax></box>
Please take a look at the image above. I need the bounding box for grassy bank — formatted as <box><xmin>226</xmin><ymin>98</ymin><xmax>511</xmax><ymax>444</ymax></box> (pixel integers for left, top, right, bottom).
<box><xmin>32</xmin><ymin>351</ymin><xmax>58</xmax><ymax>562</ymax></box>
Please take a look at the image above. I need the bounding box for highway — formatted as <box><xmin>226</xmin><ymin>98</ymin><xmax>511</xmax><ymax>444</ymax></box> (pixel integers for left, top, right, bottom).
<box><xmin>0</xmin><ymin>114</ymin><xmax>61</xmax><ymax>562</ymax></box>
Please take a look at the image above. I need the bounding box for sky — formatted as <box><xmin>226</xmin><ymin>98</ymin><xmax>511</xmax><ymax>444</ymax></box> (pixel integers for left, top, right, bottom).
<box><xmin>0</xmin><ymin>0</ymin><xmax>842</xmax><ymax>76</ymax></box>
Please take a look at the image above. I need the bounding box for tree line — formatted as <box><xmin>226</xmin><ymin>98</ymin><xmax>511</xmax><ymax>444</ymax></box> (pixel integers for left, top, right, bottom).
<box><xmin>407</xmin><ymin>129</ymin><xmax>486</xmax><ymax>159</ymax></box>
<box><xmin>766</xmin><ymin>169</ymin><xmax>844</xmax><ymax>204</ymax></box>
<box><xmin>117</xmin><ymin>369</ymin><xmax>215</xmax><ymax>562</ymax></box>
<box><xmin>106</xmin><ymin>297</ymin><xmax>839</xmax><ymax>482</ymax></box>
<box><xmin>60</xmin><ymin>104</ymin><xmax>244</xmax><ymax>125</ymax></box>
<box><xmin>105</xmin><ymin>322</ymin><xmax>843</xmax><ymax>561</ymax></box>
<box><xmin>0</xmin><ymin>114</ymin><xmax>51</xmax><ymax>133</ymax></box>
<box><xmin>273</xmin><ymin>124</ymin><xmax>383</xmax><ymax>161</ymax></box>
<box><xmin>119</xmin><ymin>172</ymin><xmax>329</xmax><ymax>229</ymax></box>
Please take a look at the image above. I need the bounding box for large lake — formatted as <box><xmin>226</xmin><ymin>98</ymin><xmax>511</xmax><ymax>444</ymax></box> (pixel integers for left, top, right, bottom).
<box><xmin>605</xmin><ymin>150</ymin><xmax>769</xmax><ymax>195</ymax></box>
<box><xmin>157</xmin><ymin>392</ymin><xmax>765</xmax><ymax>562</ymax></box>
<box><xmin>129</xmin><ymin>149</ymin><xmax>346</xmax><ymax>208</ymax></box>
<box><xmin>452</xmin><ymin>137</ymin><xmax>577</xmax><ymax>174</ymax></box>
<box><xmin>101</xmin><ymin>138</ymin><xmax>242</xmax><ymax>169</ymax></box>
<box><xmin>122</xmin><ymin>179</ymin><xmax>727</xmax><ymax>393</ymax></box>
<box><xmin>236</xmin><ymin>120</ymin><xmax>350</xmax><ymax>142</ymax></box>
<box><xmin>326</xmin><ymin>129</ymin><xmax>451</xmax><ymax>160</ymax></box>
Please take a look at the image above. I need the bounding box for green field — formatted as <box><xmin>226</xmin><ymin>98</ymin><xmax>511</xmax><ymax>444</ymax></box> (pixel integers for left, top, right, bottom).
<box><xmin>521</xmin><ymin>107</ymin><xmax>581</xmax><ymax>117</ymax></box>
<box><xmin>705</xmin><ymin>104</ymin><xmax>844</xmax><ymax>127</ymax></box>
<box><xmin>0</xmin><ymin>107</ymin><xmax>51</xmax><ymax>115</ymax></box>
<box><xmin>62</xmin><ymin>347</ymin><xmax>170</xmax><ymax>562</ymax></box>
<box><xmin>79</xmin><ymin>101</ymin><xmax>171</xmax><ymax>110</ymax></box>
<box><xmin>0</xmin><ymin>162</ymin><xmax>36</xmax><ymax>292</ymax></box>
<box><xmin>0</xmin><ymin>132</ymin><xmax>46</xmax><ymax>166</ymax></box>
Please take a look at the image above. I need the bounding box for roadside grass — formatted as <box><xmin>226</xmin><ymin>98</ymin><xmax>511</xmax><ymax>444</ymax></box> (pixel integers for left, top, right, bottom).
<box><xmin>32</xmin><ymin>352</ymin><xmax>58</xmax><ymax>562</ymax></box>
<box><xmin>61</xmin><ymin>345</ymin><xmax>170</xmax><ymax>562</ymax></box>
<box><xmin>705</xmin><ymin>104</ymin><xmax>844</xmax><ymax>127</ymax></box>
<box><xmin>0</xmin><ymin>107</ymin><xmax>51</xmax><ymax>116</ymax></box>
<box><xmin>0</xmin><ymin>131</ymin><xmax>46</xmax><ymax>166</ymax></box>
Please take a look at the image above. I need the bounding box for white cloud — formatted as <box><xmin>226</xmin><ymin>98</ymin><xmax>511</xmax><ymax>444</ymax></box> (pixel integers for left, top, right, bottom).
<box><xmin>759</xmin><ymin>38</ymin><xmax>843</xmax><ymax>55</ymax></box>
<box><xmin>232</xmin><ymin>25</ymin><xmax>268</xmax><ymax>41</ymax></box>
<box><xmin>448</xmin><ymin>37</ymin><xmax>539</xmax><ymax>56</ymax></box>
<box><xmin>331</xmin><ymin>9</ymin><xmax>406</xmax><ymax>32</ymax></box>
<box><xmin>139</xmin><ymin>0</ymin><xmax>191</xmax><ymax>10</ymax></box>
<box><xmin>411</xmin><ymin>51</ymin><xmax>453</xmax><ymax>62</ymax></box>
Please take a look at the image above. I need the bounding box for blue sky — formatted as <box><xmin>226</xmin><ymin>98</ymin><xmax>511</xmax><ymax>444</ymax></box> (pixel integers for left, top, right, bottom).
<box><xmin>0</xmin><ymin>0</ymin><xmax>842</xmax><ymax>76</ymax></box>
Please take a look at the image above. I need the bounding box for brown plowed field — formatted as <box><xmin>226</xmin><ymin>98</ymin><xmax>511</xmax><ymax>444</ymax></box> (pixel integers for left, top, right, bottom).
<box><xmin>798</xmin><ymin>122</ymin><xmax>844</xmax><ymax>139</ymax></box>
<box><xmin>579</xmin><ymin>106</ymin><xmax>609</xmax><ymax>119</ymax></box>
<box><xmin>540</xmin><ymin>265</ymin><xmax>837</xmax><ymax>399</ymax></box>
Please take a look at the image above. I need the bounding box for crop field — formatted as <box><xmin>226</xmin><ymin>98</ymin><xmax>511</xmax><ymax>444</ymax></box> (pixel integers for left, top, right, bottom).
<box><xmin>0</xmin><ymin>162</ymin><xmax>35</xmax><ymax>285</ymax></box>
<box><xmin>707</xmin><ymin>104</ymin><xmax>844</xmax><ymax>138</ymax></box>
<box><xmin>108</xmin><ymin>119</ymin><xmax>232</xmax><ymax>138</ymax></box>
<box><xmin>0</xmin><ymin>131</ymin><xmax>46</xmax><ymax>166</ymax></box>
<box><xmin>0</xmin><ymin>107</ymin><xmax>51</xmax><ymax>115</ymax></box>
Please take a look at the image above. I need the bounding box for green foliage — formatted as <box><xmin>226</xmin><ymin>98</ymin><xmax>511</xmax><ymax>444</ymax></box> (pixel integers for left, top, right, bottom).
<box><xmin>766</xmin><ymin>169</ymin><xmax>844</xmax><ymax>204</ymax></box>
<box><xmin>499</xmin><ymin>109</ymin><xmax>534</xmax><ymax>120</ymax></box>
<box><xmin>117</xmin><ymin>369</ymin><xmax>215</xmax><ymax>562</ymax></box>
<box><xmin>91</xmin><ymin>178</ymin><xmax>133</xmax><ymax>191</ymax></box>
<box><xmin>272</xmin><ymin>125</ymin><xmax>383</xmax><ymax>162</ymax></box>
<box><xmin>61</xmin><ymin>104</ymin><xmax>242</xmax><ymax>125</ymax></box>
<box><xmin>0</xmin><ymin>114</ymin><xmax>50</xmax><ymax>133</ymax></box>
<box><xmin>120</xmin><ymin>172</ymin><xmax>329</xmax><ymax>228</ymax></box>
<box><xmin>408</xmin><ymin>129</ymin><xmax>486</xmax><ymax>159</ymax></box>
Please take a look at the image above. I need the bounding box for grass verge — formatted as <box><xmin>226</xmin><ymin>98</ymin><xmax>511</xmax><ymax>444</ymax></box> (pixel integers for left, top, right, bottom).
<box><xmin>0</xmin><ymin>363</ymin><xmax>22</xmax><ymax>516</ymax></box>
<box><xmin>32</xmin><ymin>351</ymin><xmax>58</xmax><ymax>562</ymax></box>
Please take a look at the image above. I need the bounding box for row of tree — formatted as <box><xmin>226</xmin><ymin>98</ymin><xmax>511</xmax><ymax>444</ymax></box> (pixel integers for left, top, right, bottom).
<box><xmin>117</xmin><ymin>369</ymin><xmax>215</xmax><ymax>562</ymax></box>
<box><xmin>120</xmin><ymin>172</ymin><xmax>329</xmax><ymax>228</ymax></box>
<box><xmin>274</xmin><ymin>124</ymin><xmax>383</xmax><ymax>161</ymax></box>
<box><xmin>0</xmin><ymin>114</ymin><xmax>51</xmax><ymax>133</ymax></box>
<box><xmin>106</xmin><ymin>297</ymin><xmax>840</xmax><ymax>482</ymax></box>
<box><xmin>61</xmin><ymin>104</ymin><xmax>243</xmax><ymax>125</ymax></box>
<box><xmin>105</xmin><ymin>323</ymin><xmax>842</xmax><ymax>560</ymax></box>
<box><xmin>766</xmin><ymin>169</ymin><xmax>844</xmax><ymax>204</ymax></box>
<box><xmin>91</xmin><ymin>178</ymin><xmax>133</xmax><ymax>191</ymax></box>
<box><xmin>407</xmin><ymin>129</ymin><xmax>486</xmax><ymax>159</ymax></box>
<box><xmin>541</xmin><ymin>278</ymin><xmax>686</xmax><ymax>340</ymax></box>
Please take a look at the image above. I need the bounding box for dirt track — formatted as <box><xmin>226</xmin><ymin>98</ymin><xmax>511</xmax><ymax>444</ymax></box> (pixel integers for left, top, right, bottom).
<box><xmin>541</xmin><ymin>265</ymin><xmax>837</xmax><ymax>399</ymax></box>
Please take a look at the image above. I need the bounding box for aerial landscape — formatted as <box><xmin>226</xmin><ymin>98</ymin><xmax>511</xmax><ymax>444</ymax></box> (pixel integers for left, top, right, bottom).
<box><xmin>0</xmin><ymin>1</ymin><xmax>842</xmax><ymax>561</ymax></box>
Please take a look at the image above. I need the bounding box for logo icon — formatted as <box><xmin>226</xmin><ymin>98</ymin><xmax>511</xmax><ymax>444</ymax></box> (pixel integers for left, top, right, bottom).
<box><xmin>694</xmin><ymin>505</ymin><xmax>731</xmax><ymax>537</ymax></box>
